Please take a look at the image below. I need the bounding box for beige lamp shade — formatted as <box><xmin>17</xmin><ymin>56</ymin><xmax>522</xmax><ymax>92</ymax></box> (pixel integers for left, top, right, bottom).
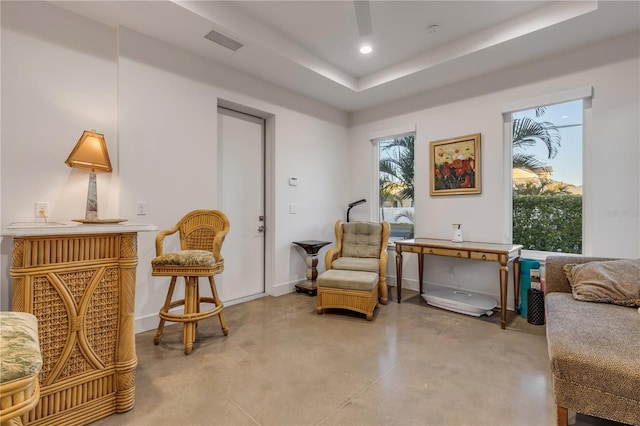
<box><xmin>65</xmin><ymin>130</ymin><xmax>112</xmax><ymax>172</ymax></box>
<box><xmin>66</xmin><ymin>129</ymin><xmax>112</xmax><ymax>221</ymax></box>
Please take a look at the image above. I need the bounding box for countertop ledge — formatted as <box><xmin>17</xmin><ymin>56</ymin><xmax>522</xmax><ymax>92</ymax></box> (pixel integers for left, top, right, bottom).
<box><xmin>2</xmin><ymin>222</ymin><xmax>158</xmax><ymax>237</ymax></box>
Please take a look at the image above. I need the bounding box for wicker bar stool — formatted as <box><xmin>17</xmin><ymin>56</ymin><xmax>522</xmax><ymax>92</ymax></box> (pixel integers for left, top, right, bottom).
<box><xmin>151</xmin><ymin>210</ymin><xmax>230</xmax><ymax>355</ymax></box>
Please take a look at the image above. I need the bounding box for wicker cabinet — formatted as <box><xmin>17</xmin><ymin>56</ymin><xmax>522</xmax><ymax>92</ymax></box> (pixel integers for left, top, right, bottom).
<box><xmin>4</xmin><ymin>223</ymin><xmax>156</xmax><ymax>425</ymax></box>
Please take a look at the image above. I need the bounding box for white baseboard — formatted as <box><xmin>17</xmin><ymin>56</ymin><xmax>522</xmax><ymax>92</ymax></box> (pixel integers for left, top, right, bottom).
<box><xmin>135</xmin><ymin>314</ymin><xmax>163</xmax><ymax>334</ymax></box>
<box><xmin>393</xmin><ymin>275</ymin><xmax>420</xmax><ymax>291</ymax></box>
<box><xmin>134</xmin><ymin>277</ymin><xmax>418</xmax><ymax>333</ymax></box>
<box><xmin>269</xmin><ymin>279</ymin><xmax>301</xmax><ymax>297</ymax></box>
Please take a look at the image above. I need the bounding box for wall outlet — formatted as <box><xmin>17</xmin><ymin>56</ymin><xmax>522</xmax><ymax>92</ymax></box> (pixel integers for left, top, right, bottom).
<box><xmin>35</xmin><ymin>201</ymin><xmax>49</xmax><ymax>221</ymax></box>
<box><xmin>136</xmin><ymin>201</ymin><xmax>147</xmax><ymax>216</ymax></box>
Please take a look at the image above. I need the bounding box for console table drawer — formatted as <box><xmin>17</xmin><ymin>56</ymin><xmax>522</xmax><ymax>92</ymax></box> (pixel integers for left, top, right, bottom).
<box><xmin>470</xmin><ymin>251</ymin><xmax>499</xmax><ymax>262</ymax></box>
<box><xmin>425</xmin><ymin>248</ymin><xmax>469</xmax><ymax>258</ymax></box>
<box><xmin>401</xmin><ymin>245</ymin><xmax>424</xmax><ymax>254</ymax></box>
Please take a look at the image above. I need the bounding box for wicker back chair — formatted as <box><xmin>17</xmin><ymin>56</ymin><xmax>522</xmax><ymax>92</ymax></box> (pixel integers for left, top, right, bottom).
<box><xmin>325</xmin><ymin>220</ymin><xmax>390</xmax><ymax>303</ymax></box>
<box><xmin>151</xmin><ymin>210</ymin><xmax>230</xmax><ymax>355</ymax></box>
<box><xmin>316</xmin><ymin>220</ymin><xmax>390</xmax><ymax>320</ymax></box>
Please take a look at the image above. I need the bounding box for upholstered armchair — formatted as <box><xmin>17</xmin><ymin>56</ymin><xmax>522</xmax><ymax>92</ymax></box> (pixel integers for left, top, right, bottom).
<box><xmin>325</xmin><ymin>220</ymin><xmax>390</xmax><ymax>304</ymax></box>
<box><xmin>316</xmin><ymin>220</ymin><xmax>390</xmax><ymax>320</ymax></box>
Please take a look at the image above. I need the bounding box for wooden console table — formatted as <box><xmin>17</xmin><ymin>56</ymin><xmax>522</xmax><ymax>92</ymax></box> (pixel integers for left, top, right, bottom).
<box><xmin>2</xmin><ymin>222</ymin><xmax>156</xmax><ymax>425</ymax></box>
<box><xmin>394</xmin><ymin>239</ymin><xmax>522</xmax><ymax>329</ymax></box>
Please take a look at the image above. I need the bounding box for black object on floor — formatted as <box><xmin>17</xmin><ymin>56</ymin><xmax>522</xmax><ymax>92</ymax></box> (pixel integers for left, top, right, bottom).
<box><xmin>527</xmin><ymin>288</ymin><xmax>545</xmax><ymax>325</ymax></box>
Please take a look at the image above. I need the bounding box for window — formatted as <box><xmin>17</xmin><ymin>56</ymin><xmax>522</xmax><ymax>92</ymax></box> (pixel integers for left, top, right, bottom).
<box><xmin>376</xmin><ymin>133</ymin><xmax>415</xmax><ymax>240</ymax></box>
<box><xmin>511</xmin><ymin>100</ymin><xmax>583</xmax><ymax>253</ymax></box>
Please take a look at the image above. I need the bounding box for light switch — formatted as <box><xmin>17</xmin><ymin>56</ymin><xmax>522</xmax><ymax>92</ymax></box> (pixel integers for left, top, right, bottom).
<box><xmin>289</xmin><ymin>176</ymin><xmax>298</xmax><ymax>186</ymax></box>
<box><xmin>289</xmin><ymin>204</ymin><xmax>298</xmax><ymax>214</ymax></box>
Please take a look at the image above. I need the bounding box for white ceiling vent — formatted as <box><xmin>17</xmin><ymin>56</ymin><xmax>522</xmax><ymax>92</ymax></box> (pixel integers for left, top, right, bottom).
<box><xmin>204</xmin><ymin>30</ymin><xmax>243</xmax><ymax>51</ymax></box>
<box><xmin>353</xmin><ymin>1</ymin><xmax>373</xmax><ymax>37</ymax></box>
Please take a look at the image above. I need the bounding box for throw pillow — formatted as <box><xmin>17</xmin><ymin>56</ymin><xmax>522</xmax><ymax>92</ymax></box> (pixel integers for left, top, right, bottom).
<box><xmin>563</xmin><ymin>259</ymin><xmax>640</xmax><ymax>307</ymax></box>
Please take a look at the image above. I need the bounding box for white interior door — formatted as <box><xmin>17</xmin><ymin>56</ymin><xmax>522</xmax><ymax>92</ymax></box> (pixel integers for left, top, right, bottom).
<box><xmin>217</xmin><ymin>107</ymin><xmax>265</xmax><ymax>302</ymax></box>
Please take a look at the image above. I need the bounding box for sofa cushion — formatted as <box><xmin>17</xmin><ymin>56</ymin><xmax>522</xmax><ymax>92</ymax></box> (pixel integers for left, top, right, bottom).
<box><xmin>341</xmin><ymin>222</ymin><xmax>381</xmax><ymax>258</ymax></box>
<box><xmin>331</xmin><ymin>257</ymin><xmax>379</xmax><ymax>273</ymax></box>
<box><xmin>563</xmin><ymin>259</ymin><xmax>640</xmax><ymax>307</ymax></box>
<box><xmin>545</xmin><ymin>293</ymin><xmax>640</xmax><ymax>410</ymax></box>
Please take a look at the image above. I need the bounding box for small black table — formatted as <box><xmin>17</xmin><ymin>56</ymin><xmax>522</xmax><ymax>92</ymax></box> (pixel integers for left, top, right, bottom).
<box><xmin>292</xmin><ymin>240</ymin><xmax>331</xmax><ymax>296</ymax></box>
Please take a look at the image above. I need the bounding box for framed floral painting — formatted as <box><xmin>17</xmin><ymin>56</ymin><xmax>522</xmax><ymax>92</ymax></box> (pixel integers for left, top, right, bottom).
<box><xmin>430</xmin><ymin>133</ymin><xmax>481</xmax><ymax>195</ymax></box>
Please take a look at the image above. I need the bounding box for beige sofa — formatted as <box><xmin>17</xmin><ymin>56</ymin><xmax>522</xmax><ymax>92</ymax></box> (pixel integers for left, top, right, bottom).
<box><xmin>545</xmin><ymin>256</ymin><xmax>640</xmax><ymax>426</ymax></box>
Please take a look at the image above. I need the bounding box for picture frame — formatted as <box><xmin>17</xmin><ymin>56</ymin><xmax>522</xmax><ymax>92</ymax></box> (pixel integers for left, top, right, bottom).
<box><xmin>430</xmin><ymin>133</ymin><xmax>481</xmax><ymax>196</ymax></box>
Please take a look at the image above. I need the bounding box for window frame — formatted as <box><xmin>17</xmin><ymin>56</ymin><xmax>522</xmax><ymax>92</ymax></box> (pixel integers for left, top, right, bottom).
<box><xmin>370</xmin><ymin>125</ymin><xmax>416</xmax><ymax>241</ymax></box>
<box><xmin>502</xmin><ymin>87</ymin><xmax>593</xmax><ymax>259</ymax></box>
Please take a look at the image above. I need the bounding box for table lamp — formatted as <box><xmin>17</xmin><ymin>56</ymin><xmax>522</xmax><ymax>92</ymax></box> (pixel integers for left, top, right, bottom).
<box><xmin>65</xmin><ymin>129</ymin><xmax>112</xmax><ymax>221</ymax></box>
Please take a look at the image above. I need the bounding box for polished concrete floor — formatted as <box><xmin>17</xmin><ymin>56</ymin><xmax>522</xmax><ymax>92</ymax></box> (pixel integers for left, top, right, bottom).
<box><xmin>92</xmin><ymin>289</ymin><xmax>624</xmax><ymax>426</ymax></box>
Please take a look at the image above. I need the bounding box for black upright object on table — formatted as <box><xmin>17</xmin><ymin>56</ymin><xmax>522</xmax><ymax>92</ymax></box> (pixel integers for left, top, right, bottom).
<box><xmin>346</xmin><ymin>199</ymin><xmax>366</xmax><ymax>222</ymax></box>
<box><xmin>293</xmin><ymin>240</ymin><xmax>331</xmax><ymax>296</ymax></box>
<box><xmin>527</xmin><ymin>288</ymin><xmax>545</xmax><ymax>325</ymax></box>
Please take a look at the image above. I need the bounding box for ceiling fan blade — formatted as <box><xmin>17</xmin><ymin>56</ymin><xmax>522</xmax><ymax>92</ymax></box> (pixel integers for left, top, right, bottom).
<box><xmin>354</xmin><ymin>0</ymin><xmax>373</xmax><ymax>37</ymax></box>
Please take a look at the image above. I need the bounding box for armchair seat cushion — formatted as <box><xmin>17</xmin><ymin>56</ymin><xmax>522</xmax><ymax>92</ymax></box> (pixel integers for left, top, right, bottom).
<box><xmin>317</xmin><ymin>269</ymin><xmax>378</xmax><ymax>292</ymax></box>
<box><xmin>331</xmin><ymin>257</ymin><xmax>379</xmax><ymax>273</ymax></box>
<box><xmin>151</xmin><ymin>250</ymin><xmax>214</xmax><ymax>266</ymax></box>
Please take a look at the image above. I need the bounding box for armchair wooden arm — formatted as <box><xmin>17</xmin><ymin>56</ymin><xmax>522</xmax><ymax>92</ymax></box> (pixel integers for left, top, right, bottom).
<box><xmin>378</xmin><ymin>220</ymin><xmax>390</xmax><ymax>279</ymax></box>
<box><xmin>154</xmin><ymin>226</ymin><xmax>180</xmax><ymax>256</ymax></box>
<box><xmin>325</xmin><ymin>220</ymin><xmax>344</xmax><ymax>270</ymax></box>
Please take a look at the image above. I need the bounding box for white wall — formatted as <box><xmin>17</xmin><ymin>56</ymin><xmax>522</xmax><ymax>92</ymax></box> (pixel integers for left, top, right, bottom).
<box><xmin>0</xmin><ymin>2</ymin><xmax>350</xmax><ymax>332</ymax></box>
<box><xmin>0</xmin><ymin>1</ymin><xmax>118</xmax><ymax>307</ymax></box>
<box><xmin>2</xmin><ymin>1</ymin><xmax>638</xmax><ymax>325</ymax></box>
<box><xmin>350</xmin><ymin>31</ymin><xmax>640</xmax><ymax>305</ymax></box>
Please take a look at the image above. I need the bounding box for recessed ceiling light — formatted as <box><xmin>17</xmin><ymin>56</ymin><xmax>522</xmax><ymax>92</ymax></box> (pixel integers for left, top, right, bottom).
<box><xmin>426</xmin><ymin>24</ymin><xmax>440</xmax><ymax>34</ymax></box>
<box><xmin>360</xmin><ymin>45</ymin><xmax>373</xmax><ymax>54</ymax></box>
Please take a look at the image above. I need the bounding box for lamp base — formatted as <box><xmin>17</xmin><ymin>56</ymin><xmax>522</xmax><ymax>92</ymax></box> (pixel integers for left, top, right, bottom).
<box><xmin>72</xmin><ymin>219</ymin><xmax>128</xmax><ymax>224</ymax></box>
<box><xmin>86</xmin><ymin>171</ymin><xmax>99</xmax><ymax>220</ymax></box>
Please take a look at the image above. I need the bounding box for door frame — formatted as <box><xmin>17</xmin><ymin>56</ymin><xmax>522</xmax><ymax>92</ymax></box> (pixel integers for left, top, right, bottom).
<box><xmin>217</xmin><ymin>99</ymin><xmax>275</xmax><ymax>298</ymax></box>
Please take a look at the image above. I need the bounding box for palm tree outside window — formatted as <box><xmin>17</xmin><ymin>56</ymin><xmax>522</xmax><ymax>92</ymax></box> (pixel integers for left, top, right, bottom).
<box><xmin>379</xmin><ymin>134</ymin><xmax>415</xmax><ymax>240</ymax></box>
<box><xmin>512</xmin><ymin>100</ymin><xmax>583</xmax><ymax>253</ymax></box>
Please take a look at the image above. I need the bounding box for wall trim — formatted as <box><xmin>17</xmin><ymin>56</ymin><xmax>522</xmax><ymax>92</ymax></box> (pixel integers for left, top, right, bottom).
<box><xmin>269</xmin><ymin>280</ymin><xmax>298</xmax><ymax>297</ymax></box>
<box><xmin>501</xmin><ymin>86</ymin><xmax>593</xmax><ymax>113</ymax></box>
<box><xmin>369</xmin><ymin>124</ymin><xmax>416</xmax><ymax>142</ymax></box>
